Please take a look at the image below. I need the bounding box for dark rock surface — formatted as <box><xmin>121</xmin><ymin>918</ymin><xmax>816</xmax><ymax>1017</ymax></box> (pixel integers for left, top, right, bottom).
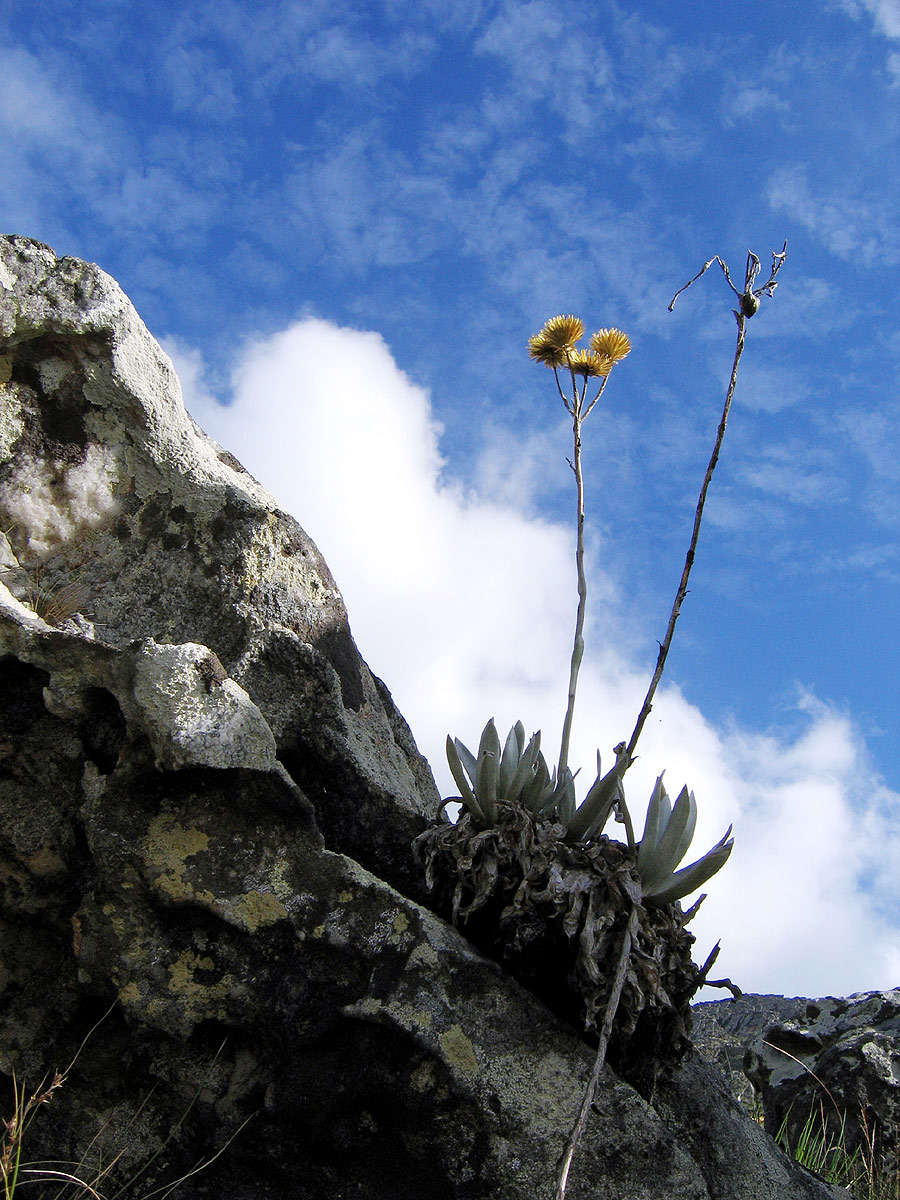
<box><xmin>0</xmin><ymin>235</ymin><xmax>846</xmax><ymax>1199</ymax></box>
<box><xmin>695</xmin><ymin>990</ymin><xmax>900</xmax><ymax>1185</ymax></box>
<box><xmin>692</xmin><ymin>993</ymin><xmax>818</xmax><ymax>1116</ymax></box>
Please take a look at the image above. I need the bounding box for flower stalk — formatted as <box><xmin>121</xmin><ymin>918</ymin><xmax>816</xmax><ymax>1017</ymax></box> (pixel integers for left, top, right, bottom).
<box><xmin>623</xmin><ymin>244</ymin><xmax>787</xmax><ymax>763</ymax></box>
<box><xmin>527</xmin><ymin>319</ymin><xmax>627</xmax><ymax>779</ymax></box>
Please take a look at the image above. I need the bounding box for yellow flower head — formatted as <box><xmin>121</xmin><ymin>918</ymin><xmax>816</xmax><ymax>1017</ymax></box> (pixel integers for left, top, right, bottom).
<box><xmin>540</xmin><ymin>314</ymin><xmax>585</xmax><ymax>349</ymax></box>
<box><xmin>528</xmin><ymin>332</ymin><xmax>571</xmax><ymax>368</ymax></box>
<box><xmin>567</xmin><ymin>349</ymin><xmax>613</xmax><ymax>377</ymax></box>
<box><xmin>529</xmin><ymin>315</ymin><xmax>585</xmax><ymax>368</ymax></box>
<box><xmin>590</xmin><ymin>328</ymin><xmax>631</xmax><ymax>364</ymax></box>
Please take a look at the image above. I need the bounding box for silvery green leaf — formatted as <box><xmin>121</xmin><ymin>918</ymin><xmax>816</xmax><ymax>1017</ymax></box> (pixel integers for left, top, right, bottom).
<box><xmin>643</xmin><ymin>827</ymin><xmax>734</xmax><ymax>906</ymax></box>
<box><xmin>506</xmin><ymin>733</ymin><xmax>542</xmax><ymax>802</ymax></box>
<box><xmin>638</xmin><ymin>776</ymin><xmax>668</xmax><ymax>860</ymax></box>
<box><xmin>498</xmin><ymin>723</ymin><xmax>522</xmax><ymax>797</ymax></box>
<box><xmin>522</xmin><ymin>757</ymin><xmax>551</xmax><ymax>811</ymax></box>
<box><xmin>478</xmin><ymin>718</ymin><xmax>501</xmax><ymax>766</ymax></box>
<box><xmin>565</xmin><ymin>760</ymin><xmax>625</xmax><ymax>842</ymax></box>
<box><xmin>513</xmin><ymin>720</ymin><xmax>526</xmax><ymax>759</ymax></box>
<box><xmin>475</xmin><ymin>720</ymin><xmax>500</xmax><ymax>821</ymax></box>
<box><xmin>554</xmin><ymin>771</ymin><xmax>577</xmax><ymax>824</ymax></box>
<box><xmin>669</xmin><ymin>788</ymin><xmax>698</xmax><ymax>871</ymax></box>
<box><xmin>453</xmin><ymin>737</ymin><xmax>478</xmax><ymax>789</ymax></box>
<box><xmin>533</xmin><ymin>768</ymin><xmax>565</xmax><ymax>816</ymax></box>
<box><xmin>641</xmin><ymin>785</ymin><xmax>697</xmax><ymax>889</ymax></box>
<box><xmin>445</xmin><ymin>735</ymin><xmax>486</xmax><ymax>824</ymax></box>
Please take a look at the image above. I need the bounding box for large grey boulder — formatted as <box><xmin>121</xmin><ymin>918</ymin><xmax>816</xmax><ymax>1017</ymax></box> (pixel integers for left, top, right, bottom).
<box><xmin>0</xmin><ymin>236</ymin><xmax>845</xmax><ymax>1199</ymax></box>
<box><xmin>0</xmin><ymin>234</ymin><xmax>438</xmax><ymax>897</ymax></box>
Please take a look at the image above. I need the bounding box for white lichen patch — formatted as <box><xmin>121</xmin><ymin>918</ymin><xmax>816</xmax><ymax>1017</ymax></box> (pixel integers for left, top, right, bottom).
<box><xmin>132</xmin><ymin>640</ymin><xmax>278</xmax><ymax>771</ymax></box>
<box><xmin>2</xmin><ymin>443</ymin><xmax>122</xmax><ymax>556</ymax></box>
<box><xmin>0</xmin><ymin>382</ymin><xmax>22</xmax><ymax>460</ymax></box>
<box><xmin>346</xmin><ymin>994</ymin><xmax>434</xmax><ymax>1035</ymax></box>
<box><xmin>38</xmin><ymin>357</ymin><xmax>74</xmax><ymax>393</ymax></box>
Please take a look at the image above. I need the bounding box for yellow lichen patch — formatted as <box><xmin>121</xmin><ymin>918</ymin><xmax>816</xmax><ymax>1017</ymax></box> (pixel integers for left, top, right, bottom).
<box><xmin>406</xmin><ymin>941</ymin><xmax>440</xmax><ymax>970</ymax></box>
<box><xmin>440</xmin><ymin>1025</ymin><xmax>479</xmax><ymax>1079</ymax></box>
<box><xmin>392</xmin><ymin>912</ymin><xmax>409</xmax><ymax>935</ymax></box>
<box><xmin>118</xmin><ymin>981</ymin><xmax>140</xmax><ymax>1007</ymax></box>
<box><xmin>220</xmin><ymin>889</ymin><xmax>288</xmax><ymax>933</ymax></box>
<box><xmin>337</xmin><ymin>890</ymin><xmax>354</xmax><ymax>903</ymax></box>
<box><xmin>167</xmin><ymin>949</ymin><xmax>235</xmax><ymax>1024</ymax></box>
<box><xmin>142</xmin><ymin>815</ymin><xmax>210</xmax><ymax>902</ymax></box>
<box><xmin>70</xmin><ymin>907</ymin><xmax>82</xmax><ymax>955</ymax></box>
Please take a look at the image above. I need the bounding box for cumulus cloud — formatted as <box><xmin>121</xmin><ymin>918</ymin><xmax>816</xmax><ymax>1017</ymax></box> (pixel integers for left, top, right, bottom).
<box><xmin>175</xmin><ymin>316</ymin><xmax>900</xmax><ymax>999</ymax></box>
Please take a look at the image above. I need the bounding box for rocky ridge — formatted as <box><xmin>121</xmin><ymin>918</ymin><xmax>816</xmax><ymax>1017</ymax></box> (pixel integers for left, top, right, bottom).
<box><xmin>695</xmin><ymin>990</ymin><xmax>900</xmax><ymax>1185</ymax></box>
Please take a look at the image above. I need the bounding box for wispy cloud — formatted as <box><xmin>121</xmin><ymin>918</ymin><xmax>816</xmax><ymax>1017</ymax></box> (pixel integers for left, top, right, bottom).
<box><xmin>737</xmin><ymin>455</ymin><xmax>845</xmax><ymax>507</ymax></box>
<box><xmin>723</xmin><ymin>85</ymin><xmax>789</xmax><ymax>126</ymax></box>
<box><xmin>474</xmin><ymin>1</ymin><xmax>615</xmax><ymax>137</ymax></box>
<box><xmin>730</xmin><ymin>360</ymin><xmax>811</xmax><ymax>414</ymax></box>
<box><xmin>767</xmin><ymin>165</ymin><xmax>900</xmax><ymax>266</ymax></box>
<box><xmin>158</xmin><ymin>44</ymin><xmax>239</xmax><ymax>120</ymax></box>
<box><xmin>832</xmin><ymin>0</ymin><xmax>900</xmax><ymax>40</ymax></box>
<box><xmin>829</xmin><ymin>0</ymin><xmax>900</xmax><ymax>80</ymax></box>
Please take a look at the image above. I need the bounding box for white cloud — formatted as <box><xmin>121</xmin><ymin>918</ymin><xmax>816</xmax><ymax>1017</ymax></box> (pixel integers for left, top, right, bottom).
<box><xmin>176</xmin><ymin>316</ymin><xmax>900</xmax><ymax>999</ymax></box>
<box><xmin>0</xmin><ymin>46</ymin><xmax>118</xmax><ymax>178</ymax></box>
<box><xmin>723</xmin><ymin>85</ymin><xmax>789</xmax><ymax>126</ymax></box>
<box><xmin>767</xmin><ymin>165</ymin><xmax>900</xmax><ymax>266</ymax></box>
<box><xmin>833</xmin><ymin>0</ymin><xmax>900</xmax><ymax>39</ymax></box>
<box><xmin>732</xmin><ymin>360</ymin><xmax>811</xmax><ymax>414</ymax></box>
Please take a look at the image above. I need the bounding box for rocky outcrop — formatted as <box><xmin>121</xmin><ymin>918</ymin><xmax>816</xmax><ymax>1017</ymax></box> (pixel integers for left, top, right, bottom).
<box><xmin>0</xmin><ymin>234</ymin><xmax>438</xmax><ymax>898</ymax></box>
<box><xmin>695</xmin><ymin>991</ymin><xmax>900</xmax><ymax>1185</ymax></box>
<box><xmin>692</xmin><ymin>993</ymin><xmax>819</xmax><ymax>1116</ymax></box>
<box><xmin>0</xmin><ymin>236</ymin><xmax>845</xmax><ymax>1199</ymax></box>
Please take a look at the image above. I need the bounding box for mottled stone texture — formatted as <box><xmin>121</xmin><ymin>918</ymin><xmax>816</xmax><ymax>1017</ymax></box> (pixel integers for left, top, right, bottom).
<box><xmin>0</xmin><ymin>233</ymin><xmax>439</xmax><ymax>898</ymax></box>
<box><xmin>0</xmin><ymin>236</ymin><xmax>845</xmax><ymax>1199</ymax></box>
<box><xmin>697</xmin><ymin>990</ymin><xmax>900</xmax><ymax>1186</ymax></box>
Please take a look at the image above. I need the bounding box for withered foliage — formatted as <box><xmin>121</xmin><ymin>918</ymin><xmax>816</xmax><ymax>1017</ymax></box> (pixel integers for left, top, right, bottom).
<box><xmin>414</xmin><ymin>801</ymin><xmax>702</xmax><ymax>1084</ymax></box>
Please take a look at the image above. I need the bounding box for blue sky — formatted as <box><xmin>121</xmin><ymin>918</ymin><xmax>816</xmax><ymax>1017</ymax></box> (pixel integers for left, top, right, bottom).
<box><xmin>3</xmin><ymin>0</ymin><xmax>899</xmax><ymax>997</ymax></box>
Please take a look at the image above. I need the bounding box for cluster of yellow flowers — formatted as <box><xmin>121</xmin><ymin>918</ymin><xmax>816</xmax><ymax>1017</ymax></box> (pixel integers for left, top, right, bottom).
<box><xmin>528</xmin><ymin>315</ymin><xmax>631</xmax><ymax>377</ymax></box>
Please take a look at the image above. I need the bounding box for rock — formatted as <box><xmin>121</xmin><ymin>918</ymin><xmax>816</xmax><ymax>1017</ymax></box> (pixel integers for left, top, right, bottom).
<box><xmin>0</xmin><ymin>235</ymin><xmax>845</xmax><ymax>1199</ymax></box>
<box><xmin>0</xmin><ymin>234</ymin><xmax>439</xmax><ymax>898</ymax></box>
<box><xmin>695</xmin><ymin>990</ymin><xmax>900</xmax><ymax>1187</ymax></box>
<box><xmin>744</xmin><ymin>991</ymin><xmax>900</xmax><ymax>1185</ymax></box>
<box><xmin>692</xmin><ymin>993</ymin><xmax>819</xmax><ymax>1117</ymax></box>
